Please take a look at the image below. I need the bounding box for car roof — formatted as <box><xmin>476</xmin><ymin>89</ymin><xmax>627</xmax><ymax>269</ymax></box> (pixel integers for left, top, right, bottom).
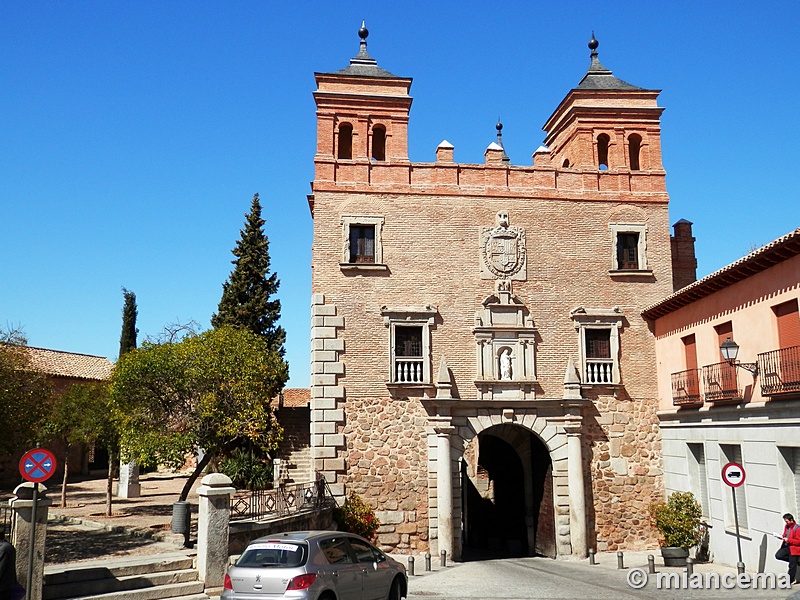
<box><xmin>250</xmin><ymin>531</ymin><xmax>361</xmax><ymax>544</ymax></box>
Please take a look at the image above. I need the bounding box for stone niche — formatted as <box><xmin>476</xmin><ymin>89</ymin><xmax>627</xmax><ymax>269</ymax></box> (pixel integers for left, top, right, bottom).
<box><xmin>473</xmin><ymin>281</ymin><xmax>537</xmax><ymax>400</ymax></box>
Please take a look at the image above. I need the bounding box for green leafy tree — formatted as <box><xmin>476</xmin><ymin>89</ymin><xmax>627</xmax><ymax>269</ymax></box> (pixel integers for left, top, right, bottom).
<box><xmin>41</xmin><ymin>382</ymin><xmax>114</xmax><ymax>510</ymax></box>
<box><xmin>119</xmin><ymin>288</ymin><xmax>138</xmax><ymax>357</ymax></box>
<box><xmin>110</xmin><ymin>326</ymin><xmax>288</xmax><ymax>501</ymax></box>
<box><xmin>0</xmin><ymin>327</ymin><xmax>53</xmax><ymax>455</ymax></box>
<box><xmin>211</xmin><ymin>194</ymin><xmax>286</xmax><ymax>355</ymax></box>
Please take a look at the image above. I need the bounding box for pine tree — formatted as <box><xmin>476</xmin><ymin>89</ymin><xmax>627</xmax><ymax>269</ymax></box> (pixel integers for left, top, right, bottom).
<box><xmin>212</xmin><ymin>194</ymin><xmax>286</xmax><ymax>355</ymax></box>
<box><xmin>119</xmin><ymin>288</ymin><xmax>138</xmax><ymax>357</ymax></box>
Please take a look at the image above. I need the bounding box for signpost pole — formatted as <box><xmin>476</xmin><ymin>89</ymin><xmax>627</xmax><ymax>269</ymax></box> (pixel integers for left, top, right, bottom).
<box><xmin>18</xmin><ymin>447</ymin><xmax>56</xmax><ymax>600</ymax></box>
<box><xmin>731</xmin><ymin>486</ymin><xmax>743</xmax><ymax>566</ymax></box>
<box><xmin>26</xmin><ymin>483</ymin><xmax>38</xmax><ymax>599</ymax></box>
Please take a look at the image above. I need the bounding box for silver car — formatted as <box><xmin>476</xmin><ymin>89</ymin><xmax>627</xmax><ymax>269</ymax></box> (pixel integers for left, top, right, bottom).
<box><xmin>222</xmin><ymin>530</ymin><xmax>407</xmax><ymax>600</ymax></box>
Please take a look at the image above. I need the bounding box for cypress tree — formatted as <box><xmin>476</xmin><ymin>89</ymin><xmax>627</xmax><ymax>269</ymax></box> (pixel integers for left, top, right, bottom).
<box><xmin>119</xmin><ymin>288</ymin><xmax>138</xmax><ymax>357</ymax></box>
<box><xmin>212</xmin><ymin>193</ymin><xmax>286</xmax><ymax>355</ymax></box>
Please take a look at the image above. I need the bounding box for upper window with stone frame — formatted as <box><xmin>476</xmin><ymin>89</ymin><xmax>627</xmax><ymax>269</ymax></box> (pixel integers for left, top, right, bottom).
<box><xmin>340</xmin><ymin>215</ymin><xmax>386</xmax><ymax>270</ymax></box>
<box><xmin>608</xmin><ymin>223</ymin><xmax>650</xmax><ymax>274</ymax></box>
<box><xmin>570</xmin><ymin>306</ymin><xmax>624</xmax><ymax>385</ymax></box>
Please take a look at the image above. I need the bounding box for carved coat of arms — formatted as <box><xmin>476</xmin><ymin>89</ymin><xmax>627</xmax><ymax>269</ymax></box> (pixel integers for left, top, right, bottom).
<box><xmin>480</xmin><ymin>211</ymin><xmax>526</xmax><ymax>280</ymax></box>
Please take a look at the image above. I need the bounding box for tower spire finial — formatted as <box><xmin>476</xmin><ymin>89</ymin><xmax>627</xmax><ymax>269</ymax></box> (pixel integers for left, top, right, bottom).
<box><xmin>495</xmin><ymin>118</ymin><xmax>510</xmax><ymax>164</ymax></box>
<box><xmin>358</xmin><ymin>20</ymin><xmax>369</xmax><ymax>51</ymax></box>
<box><xmin>588</xmin><ymin>31</ymin><xmax>599</xmax><ymax>57</ymax></box>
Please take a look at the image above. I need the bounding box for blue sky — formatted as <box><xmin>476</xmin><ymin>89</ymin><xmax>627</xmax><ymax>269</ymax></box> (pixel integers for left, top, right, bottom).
<box><xmin>2</xmin><ymin>1</ymin><xmax>798</xmax><ymax>387</ymax></box>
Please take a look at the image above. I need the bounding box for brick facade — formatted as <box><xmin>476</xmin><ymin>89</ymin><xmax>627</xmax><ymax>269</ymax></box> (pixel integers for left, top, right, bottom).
<box><xmin>309</xmin><ymin>29</ymin><xmax>675</xmax><ymax>557</ymax></box>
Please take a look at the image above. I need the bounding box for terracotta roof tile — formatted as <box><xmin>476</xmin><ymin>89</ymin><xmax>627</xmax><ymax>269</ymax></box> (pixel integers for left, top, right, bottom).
<box><xmin>281</xmin><ymin>388</ymin><xmax>310</xmax><ymax>408</ymax></box>
<box><xmin>22</xmin><ymin>346</ymin><xmax>114</xmax><ymax>381</ymax></box>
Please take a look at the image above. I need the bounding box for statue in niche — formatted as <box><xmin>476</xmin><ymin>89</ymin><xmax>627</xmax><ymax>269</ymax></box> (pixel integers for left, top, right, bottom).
<box><xmin>500</xmin><ymin>348</ymin><xmax>512</xmax><ymax>380</ymax></box>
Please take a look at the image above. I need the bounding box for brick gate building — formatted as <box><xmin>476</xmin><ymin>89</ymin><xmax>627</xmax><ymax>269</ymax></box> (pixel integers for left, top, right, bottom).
<box><xmin>308</xmin><ymin>26</ymin><xmax>692</xmax><ymax>559</ymax></box>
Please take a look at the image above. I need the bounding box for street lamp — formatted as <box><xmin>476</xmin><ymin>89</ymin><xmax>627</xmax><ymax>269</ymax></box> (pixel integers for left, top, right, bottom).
<box><xmin>720</xmin><ymin>337</ymin><xmax>759</xmax><ymax>376</ymax></box>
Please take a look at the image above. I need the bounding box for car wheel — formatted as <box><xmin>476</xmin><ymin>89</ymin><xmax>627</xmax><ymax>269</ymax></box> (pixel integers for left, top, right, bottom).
<box><xmin>388</xmin><ymin>576</ymin><xmax>403</xmax><ymax>600</ymax></box>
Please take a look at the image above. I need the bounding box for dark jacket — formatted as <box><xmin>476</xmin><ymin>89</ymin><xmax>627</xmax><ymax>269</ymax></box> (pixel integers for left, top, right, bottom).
<box><xmin>0</xmin><ymin>539</ymin><xmax>17</xmax><ymax>591</ymax></box>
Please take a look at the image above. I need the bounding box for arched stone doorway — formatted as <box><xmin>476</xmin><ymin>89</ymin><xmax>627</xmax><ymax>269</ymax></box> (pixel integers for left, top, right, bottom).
<box><xmin>460</xmin><ymin>424</ymin><xmax>554</xmax><ymax>559</ymax></box>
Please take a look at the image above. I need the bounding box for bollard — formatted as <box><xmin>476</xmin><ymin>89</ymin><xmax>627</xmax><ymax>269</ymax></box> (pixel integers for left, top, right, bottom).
<box><xmin>647</xmin><ymin>554</ymin><xmax>656</xmax><ymax>574</ymax></box>
<box><xmin>737</xmin><ymin>561</ymin><xmax>745</xmax><ymax>574</ymax></box>
<box><xmin>686</xmin><ymin>557</ymin><xmax>694</xmax><ymax>576</ymax></box>
<box><xmin>408</xmin><ymin>556</ymin><xmax>415</xmax><ymax>576</ymax></box>
<box><xmin>425</xmin><ymin>552</ymin><xmax>431</xmax><ymax>572</ymax></box>
<box><xmin>617</xmin><ymin>551</ymin><xmax>625</xmax><ymax>569</ymax></box>
<box><xmin>440</xmin><ymin>550</ymin><xmax>447</xmax><ymax>568</ymax></box>
<box><xmin>588</xmin><ymin>548</ymin><xmax>596</xmax><ymax>565</ymax></box>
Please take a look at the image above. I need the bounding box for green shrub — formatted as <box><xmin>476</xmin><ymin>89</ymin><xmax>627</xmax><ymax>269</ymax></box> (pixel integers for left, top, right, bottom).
<box><xmin>649</xmin><ymin>491</ymin><xmax>702</xmax><ymax>549</ymax></box>
<box><xmin>219</xmin><ymin>448</ymin><xmax>273</xmax><ymax>490</ymax></box>
<box><xmin>333</xmin><ymin>493</ymin><xmax>381</xmax><ymax>540</ymax></box>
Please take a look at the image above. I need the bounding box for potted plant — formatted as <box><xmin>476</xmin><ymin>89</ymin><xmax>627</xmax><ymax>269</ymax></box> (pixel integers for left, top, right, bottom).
<box><xmin>649</xmin><ymin>491</ymin><xmax>702</xmax><ymax>566</ymax></box>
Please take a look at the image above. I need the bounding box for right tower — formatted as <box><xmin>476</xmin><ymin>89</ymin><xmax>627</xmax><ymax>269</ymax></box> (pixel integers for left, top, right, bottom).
<box><xmin>541</xmin><ymin>34</ymin><xmax>665</xmax><ymax>180</ymax></box>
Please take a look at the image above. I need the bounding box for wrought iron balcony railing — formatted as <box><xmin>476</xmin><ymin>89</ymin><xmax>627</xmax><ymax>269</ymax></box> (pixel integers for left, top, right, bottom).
<box><xmin>671</xmin><ymin>368</ymin><xmax>703</xmax><ymax>407</ymax></box>
<box><xmin>758</xmin><ymin>345</ymin><xmax>800</xmax><ymax>397</ymax></box>
<box><xmin>702</xmin><ymin>361</ymin><xmax>741</xmax><ymax>403</ymax></box>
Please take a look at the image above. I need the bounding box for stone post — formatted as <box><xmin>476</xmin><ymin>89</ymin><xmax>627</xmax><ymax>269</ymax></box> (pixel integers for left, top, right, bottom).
<box><xmin>197</xmin><ymin>473</ymin><xmax>236</xmax><ymax>587</ymax></box>
<box><xmin>10</xmin><ymin>483</ymin><xmax>52</xmax><ymax>600</ymax></box>
<box><xmin>117</xmin><ymin>460</ymin><xmax>141</xmax><ymax>498</ymax></box>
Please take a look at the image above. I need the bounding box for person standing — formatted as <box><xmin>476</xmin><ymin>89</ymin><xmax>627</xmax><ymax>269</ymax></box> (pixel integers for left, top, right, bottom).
<box><xmin>0</xmin><ymin>529</ymin><xmax>17</xmax><ymax>600</ymax></box>
<box><xmin>783</xmin><ymin>513</ymin><xmax>800</xmax><ymax>585</ymax></box>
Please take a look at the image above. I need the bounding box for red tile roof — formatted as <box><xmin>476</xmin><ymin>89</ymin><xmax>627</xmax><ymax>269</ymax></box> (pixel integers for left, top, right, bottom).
<box><xmin>281</xmin><ymin>388</ymin><xmax>310</xmax><ymax>408</ymax></box>
<box><xmin>642</xmin><ymin>227</ymin><xmax>800</xmax><ymax>320</ymax></box>
<box><xmin>22</xmin><ymin>346</ymin><xmax>114</xmax><ymax>381</ymax></box>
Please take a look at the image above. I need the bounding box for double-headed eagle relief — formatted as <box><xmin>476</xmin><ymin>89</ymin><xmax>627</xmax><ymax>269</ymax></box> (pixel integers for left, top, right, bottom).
<box><xmin>480</xmin><ymin>211</ymin><xmax>527</xmax><ymax>280</ymax></box>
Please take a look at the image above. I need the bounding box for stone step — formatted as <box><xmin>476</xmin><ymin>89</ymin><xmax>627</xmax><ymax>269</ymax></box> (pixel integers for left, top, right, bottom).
<box><xmin>45</xmin><ymin>553</ymin><xmax>195</xmax><ymax>587</ymax></box>
<box><xmin>44</xmin><ymin>569</ymin><xmax>200</xmax><ymax>600</ymax></box>
<box><xmin>62</xmin><ymin>581</ymin><xmax>206</xmax><ymax>600</ymax></box>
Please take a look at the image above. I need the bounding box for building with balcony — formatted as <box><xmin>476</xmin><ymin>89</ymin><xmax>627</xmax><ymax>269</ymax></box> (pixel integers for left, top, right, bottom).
<box><xmin>643</xmin><ymin>227</ymin><xmax>800</xmax><ymax>569</ymax></box>
<box><xmin>308</xmin><ymin>25</ymin><xmax>694</xmax><ymax>560</ymax></box>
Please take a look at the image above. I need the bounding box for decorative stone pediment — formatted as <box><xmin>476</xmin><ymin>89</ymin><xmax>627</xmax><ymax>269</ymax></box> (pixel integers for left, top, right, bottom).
<box><xmin>473</xmin><ymin>280</ymin><xmax>537</xmax><ymax>400</ymax></box>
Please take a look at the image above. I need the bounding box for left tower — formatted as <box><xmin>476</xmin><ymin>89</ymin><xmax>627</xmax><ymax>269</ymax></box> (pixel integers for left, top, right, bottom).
<box><xmin>313</xmin><ymin>22</ymin><xmax>412</xmax><ymax>186</ymax></box>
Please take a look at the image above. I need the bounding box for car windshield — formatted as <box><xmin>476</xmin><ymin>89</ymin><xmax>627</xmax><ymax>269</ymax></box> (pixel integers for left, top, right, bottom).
<box><xmin>236</xmin><ymin>541</ymin><xmax>308</xmax><ymax>568</ymax></box>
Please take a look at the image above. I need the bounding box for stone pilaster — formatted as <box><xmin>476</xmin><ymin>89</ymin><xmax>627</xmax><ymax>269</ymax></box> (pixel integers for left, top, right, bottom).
<box><xmin>564</xmin><ymin>418</ymin><xmax>587</xmax><ymax>558</ymax></box>
<box><xmin>196</xmin><ymin>473</ymin><xmax>236</xmax><ymax>588</ymax></box>
<box><xmin>429</xmin><ymin>416</ymin><xmax>454</xmax><ymax>557</ymax></box>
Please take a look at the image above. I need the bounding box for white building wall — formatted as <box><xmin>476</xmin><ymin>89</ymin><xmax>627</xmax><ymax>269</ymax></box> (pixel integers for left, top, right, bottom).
<box><xmin>661</xmin><ymin>404</ymin><xmax>800</xmax><ymax>572</ymax></box>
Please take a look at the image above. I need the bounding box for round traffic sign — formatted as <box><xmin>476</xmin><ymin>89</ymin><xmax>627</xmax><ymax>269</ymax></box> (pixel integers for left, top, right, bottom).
<box><xmin>19</xmin><ymin>448</ymin><xmax>57</xmax><ymax>483</ymax></box>
<box><xmin>722</xmin><ymin>462</ymin><xmax>745</xmax><ymax>488</ymax></box>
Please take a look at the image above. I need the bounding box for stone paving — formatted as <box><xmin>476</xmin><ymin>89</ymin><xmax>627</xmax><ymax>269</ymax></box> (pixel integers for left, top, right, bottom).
<box><xmin>1</xmin><ymin>471</ymin><xmax>201</xmax><ymax>565</ymax></box>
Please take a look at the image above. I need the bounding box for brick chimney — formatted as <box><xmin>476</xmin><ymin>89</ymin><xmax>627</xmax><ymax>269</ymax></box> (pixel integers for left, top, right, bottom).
<box><xmin>671</xmin><ymin>219</ymin><xmax>697</xmax><ymax>291</ymax></box>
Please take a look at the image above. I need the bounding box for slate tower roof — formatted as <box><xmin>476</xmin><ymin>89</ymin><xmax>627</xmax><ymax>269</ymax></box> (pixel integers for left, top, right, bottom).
<box><xmin>328</xmin><ymin>20</ymin><xmax>402</xmax><ymax>79</ymax></box>
<box><xmin>575</xmin><ymin>33</ymin><xmax>645</xmax><ymax>91</ymax></box>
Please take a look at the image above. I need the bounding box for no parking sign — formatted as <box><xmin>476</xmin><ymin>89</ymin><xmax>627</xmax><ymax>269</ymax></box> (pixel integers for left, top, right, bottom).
<box><xmin>19</xmin><ymin>448</ymin><xmax>57</xmax><ymax>483</ymax></box>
